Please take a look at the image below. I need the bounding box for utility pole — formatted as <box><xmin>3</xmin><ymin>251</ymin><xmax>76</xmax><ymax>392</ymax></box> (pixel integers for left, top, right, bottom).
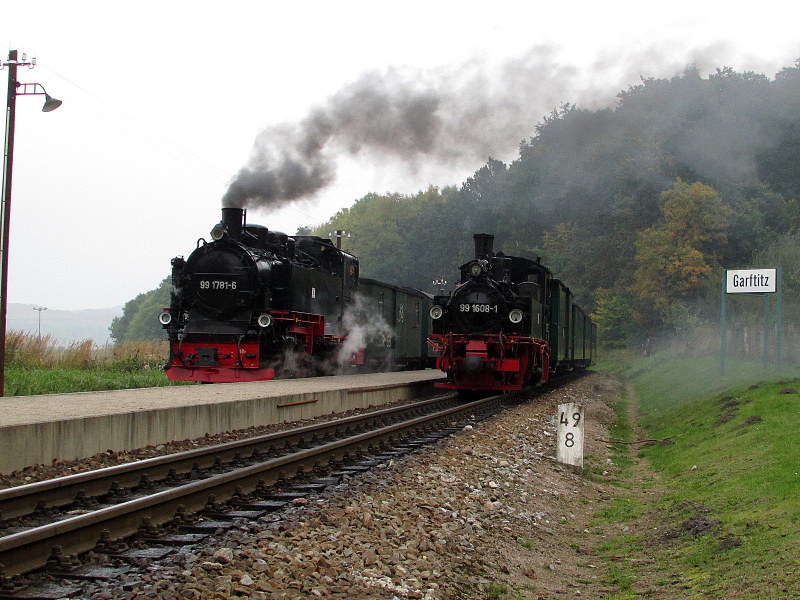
<box><xmin>33</xmin><ymin>306</ymin><xmax>46</xmax><ymax>338</ymax></box>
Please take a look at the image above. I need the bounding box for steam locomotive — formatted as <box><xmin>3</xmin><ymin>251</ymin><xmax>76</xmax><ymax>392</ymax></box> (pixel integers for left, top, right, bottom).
<box><xmin>427</xmin><ymin>234</ymin><xmax>596</xmax><ymax>392</ymax></box>
<box><xmin>160</xmin><ymin>207</ymin><xmax>432</xmax><ymax>382</ymax></box>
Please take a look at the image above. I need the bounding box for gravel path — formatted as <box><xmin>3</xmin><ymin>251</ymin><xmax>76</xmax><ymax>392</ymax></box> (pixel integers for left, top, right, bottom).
<box><xmin>73</xmin><ymin>371</ymin><xmax>638</xmax><ymax>600</ymax></box>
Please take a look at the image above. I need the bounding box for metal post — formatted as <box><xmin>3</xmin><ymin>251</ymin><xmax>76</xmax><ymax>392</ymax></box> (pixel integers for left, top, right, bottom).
<box><xmin>720</xmin><ymin>270</ymin><xmax>727</xmax><ymax>375</ymax></box>
<box><xmin>763</xmin><ymin>291</ymin><xmax>770</xmax><ymax>369</ymax></box>
<box><xmin>33</xmin><ymin>306</ymin><xmax>46</xmax><ymax>339</ymax></box>
<box><xmin>0</xmin><ymin>51</ymin><xmax>60</xmax><ymax>396</ymax></box>
<box><xmin>0</xmin><ymin>50</ymin><xmax>19</xmax><ymax>397</ymax></box>
<box><xmin>776</xmin><ymin>267</ymin><xmax>783</xmax><ymax>368</ymax></box>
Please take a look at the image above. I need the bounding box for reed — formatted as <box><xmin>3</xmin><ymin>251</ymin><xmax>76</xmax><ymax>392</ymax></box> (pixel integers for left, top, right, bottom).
<box><xmin>4</xmin><ymin>331</ymin><xmax>168</xmax><ymax>370</ymax></box>
<box><xmin>2</xmin><ymin>332</ymin><xmax>184</xmax><ymax>395</ymax></box>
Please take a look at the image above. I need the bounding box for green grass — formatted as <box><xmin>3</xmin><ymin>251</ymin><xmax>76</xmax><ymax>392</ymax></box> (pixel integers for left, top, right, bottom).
<box><xmin>486</xmin><ymin>584</ymin><xmax>509</xmax><ymax>599</ymax></box>
<box><xmin>627</xmin><ymin>352</ymin><xmax>796</xmax><ymax>427</ymax></box>
<box><xmin>593</xmin><ymin>539</ymin><xmax>640</xmax><ymax>600</ymax></box>
<box><xmin>607</xmin><ymin>385</ymin><xmax>636</xmax><ymax>479</ymax></box>
<box><xmin>594</xmin><ymin>496</ymin><xmax>647</xmax><ymax>524</ymax></box>
<box><xmin>4</xmin><ymin>366</ymin><xmax>194</xmax><ymax>396</ymax></box>
<box><xmin>588</xmin><ymin>386</ymin><xmax>650</xmax><ymax>600</ymax></box>
<box><xmin>584</xmin><ymin>380</ymin><xmax>637</xmax><ymax>486</ymax></box>
<box><xmin>612</xmin><ymin>353</ymin><xmax>800</xmax><ymax>598</ymax></box>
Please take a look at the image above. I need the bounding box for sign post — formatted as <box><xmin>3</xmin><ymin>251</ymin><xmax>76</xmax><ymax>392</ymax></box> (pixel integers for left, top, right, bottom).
<box><xmin>720</xmin><ymin>273</ymin><xmax>727</xmax><ymax>375</ymax></box>
<box><xmin>721</xmin><ymin>268</ymin><xmax>781</xmax><ymax>373</ymax></box>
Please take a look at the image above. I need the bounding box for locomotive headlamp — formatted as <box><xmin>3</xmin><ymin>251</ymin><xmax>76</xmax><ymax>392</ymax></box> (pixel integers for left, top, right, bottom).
<box><xmin>430</xmin><ymin>305</ymin><xmax>443</xmax><ymax>320</ymax></box>
<box><xmin>468</xmin><ymin>262</ymin><xmax>485</xmax><ymax>278</ymax></box>
<box><xmin>158</xmin><ymin>310</ymin><xmax>173</xmax><ymax>325</ymax></box>
<box><xmin>210</xmin><ymin>222</ymin><xmax>227</xmax><ymax>241</ymax></box>
<box><xmin>508</xmin><ymin>309</ymin><xmax>524</xmax><ymax>324</ymax></box>
<box><xmin>257</xmin><ymin>313</ymin><xmax>273</xmax><ymax>328</ymax></box>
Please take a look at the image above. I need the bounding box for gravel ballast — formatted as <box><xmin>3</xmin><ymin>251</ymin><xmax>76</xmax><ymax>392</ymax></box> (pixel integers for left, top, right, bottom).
<box><xmin>70</xmin><ymin>371</ymin><xmax>634</xmax><ymax>599</ymax></box>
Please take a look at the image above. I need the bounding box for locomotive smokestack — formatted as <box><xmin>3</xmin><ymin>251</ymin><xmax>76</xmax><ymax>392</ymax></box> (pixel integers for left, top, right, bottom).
<box><xmin>222</xmin><ymin>207</ymin><xmax>245</xmax><ymax>240</ymax></box>
<box><xmin>473</xmin><ymin>233</ymin><xmax>495</xmax><ymax>259</ymax></box>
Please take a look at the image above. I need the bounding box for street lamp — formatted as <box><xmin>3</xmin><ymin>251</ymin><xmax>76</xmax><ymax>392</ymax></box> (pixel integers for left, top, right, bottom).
<box><xmin>33</xmin><ymin>306</ymin><xmax>47</xmax><ymax>339</ymax></box>
<box><xmin>0</xmin><ymin>50</ymin><xmax>62</xmax><ymax>396</ymax></box>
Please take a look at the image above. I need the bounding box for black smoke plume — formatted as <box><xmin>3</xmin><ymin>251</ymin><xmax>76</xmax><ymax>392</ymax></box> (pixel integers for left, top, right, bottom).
<box><xmin>221</xmin><ymin>44</ymin><xmax>778</xmax><ymax>211</ymax></box>
<box><xmin>222</xmin><ymin>46</ymin><xmax>593</xmax><ymax>209</ymax></box>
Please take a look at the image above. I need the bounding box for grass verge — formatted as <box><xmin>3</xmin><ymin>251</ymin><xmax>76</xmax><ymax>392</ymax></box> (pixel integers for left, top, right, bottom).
<box><xmin>600</xmin><ymin>352</ymin><xmax>800</xmax><ymax>598</ymax></box>
<box><xmin>2</xmin><ymin>332</ymin><xmax>190</xmax><ymax>395</ymax></box>
<box><xmin>4</xmin><ymin>366</ymin><xmax>193</xmax><ymax>396</ymax></box>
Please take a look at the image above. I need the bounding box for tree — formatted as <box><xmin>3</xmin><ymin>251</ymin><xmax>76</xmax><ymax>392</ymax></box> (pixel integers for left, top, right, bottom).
<box><xmin>110</xmin><ymin>278</ymin><xmax>171</xmax><ymax>342</ymax></box>
<box><xmin>632</xmin><ymin>180</ymin><xmax>731</xmax><ymax>327</ymax></box>
<box><xmin>592</xmin><ymin>288</ymin><xmax>638</xmax><ymax>348</ymax></box>
<box><xmin>751</xmin><ymin>230</ymin><xmax>800</xmax><ymax>323</ymax></box>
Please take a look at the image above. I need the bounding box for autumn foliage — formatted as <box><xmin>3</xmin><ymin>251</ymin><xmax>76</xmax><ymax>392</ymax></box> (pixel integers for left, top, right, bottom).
<box><xmin>632</xmin><ymin>180</ymin><xmax>732</xmax><ymax>322</ymax></box>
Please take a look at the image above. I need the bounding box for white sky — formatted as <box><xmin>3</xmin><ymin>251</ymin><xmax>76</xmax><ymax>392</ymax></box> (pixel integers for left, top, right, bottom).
<box><xmin>2</xmin><ymin>1</ymin><xmax>799</xmax><ymax>309</ymax></box>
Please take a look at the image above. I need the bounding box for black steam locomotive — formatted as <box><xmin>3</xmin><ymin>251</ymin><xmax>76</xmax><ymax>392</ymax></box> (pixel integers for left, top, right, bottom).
<box><xmin>160</xmin><ymin>208</ymin><xmax>432</xmax><ymax>382</ymax></box>
<box><xmin>427</xmin><ymin>234</ymin><xmax>596</xmax><ymax>392</ymax></box>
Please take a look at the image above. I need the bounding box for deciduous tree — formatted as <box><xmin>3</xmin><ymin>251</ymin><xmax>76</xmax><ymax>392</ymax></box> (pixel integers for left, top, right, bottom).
<box><xmin>632</xmin><ymin>180</ymin><xmax>731</xmax><ymax>325</ymax></box>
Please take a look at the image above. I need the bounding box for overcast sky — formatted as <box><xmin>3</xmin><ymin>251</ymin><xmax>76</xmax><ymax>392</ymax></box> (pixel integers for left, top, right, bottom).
<box><xmin>2</xmin><ymin>1</ymin><xmax>799</xmax><ymax>310</ymax></box>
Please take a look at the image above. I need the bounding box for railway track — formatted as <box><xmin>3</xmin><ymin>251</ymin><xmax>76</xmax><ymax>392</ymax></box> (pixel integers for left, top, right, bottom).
<box><xmin>0</xmin><ymin>392</ymin><xmax>508</xmax><ymax>581</ymax></box>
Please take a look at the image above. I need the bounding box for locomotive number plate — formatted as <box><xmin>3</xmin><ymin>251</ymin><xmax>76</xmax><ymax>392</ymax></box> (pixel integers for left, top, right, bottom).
<box><xmin>459</xmin><ymin>304</ymin><xmax>498</xmax><ymax>313</ymax></box>
<box><xmin>199</xmin><ymin>279</ymin><xmax>238</xmax><ymax>291</ymax></box>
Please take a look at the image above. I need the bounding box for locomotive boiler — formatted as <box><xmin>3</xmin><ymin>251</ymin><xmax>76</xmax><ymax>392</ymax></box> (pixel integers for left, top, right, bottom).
<box><xmin>160</xmin><ymin>207</ymin><xmax>359</xmax><ymax>382</ymax></box>
<box><xmin>427</xmin><ymin>233</ymin><xmax>595</xmax><ymax>393</ymax></box>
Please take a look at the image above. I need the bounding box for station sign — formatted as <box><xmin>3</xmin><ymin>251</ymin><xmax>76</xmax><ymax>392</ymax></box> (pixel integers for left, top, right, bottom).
<box><xmin>726</xmin><ymin>269</ymin><xmax>776</xmax><ymax>294</ymax></box>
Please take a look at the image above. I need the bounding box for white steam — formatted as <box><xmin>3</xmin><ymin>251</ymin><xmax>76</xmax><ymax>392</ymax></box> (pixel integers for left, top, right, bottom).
<box><xmin>334</xmin><ymin>293</ymin><xmax>395</xmax><ymax>371</ymax></box>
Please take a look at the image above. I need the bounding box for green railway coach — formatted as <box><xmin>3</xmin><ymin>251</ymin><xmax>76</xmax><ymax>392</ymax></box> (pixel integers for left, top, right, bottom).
<box><xmin>358</xmin><ymin>278</ymin><xmax>434</xmax><ymax>371</ymax></box>
<box><xmin>547</xmin><ymin>279</ymin><xmax>596</xmax><ymax>372</ymax></box>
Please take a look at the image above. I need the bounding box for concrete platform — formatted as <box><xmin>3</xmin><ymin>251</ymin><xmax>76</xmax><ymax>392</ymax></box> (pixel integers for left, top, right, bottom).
<box><xmin>0</xmin><ymin>370</ymin><xmax>444</xmax><ymax>475</ymax></box>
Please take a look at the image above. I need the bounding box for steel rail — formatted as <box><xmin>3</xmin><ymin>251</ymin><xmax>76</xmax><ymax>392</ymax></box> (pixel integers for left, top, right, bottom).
<box><xmin>0</xmin><ymin>393</ymin><xmax>458</xmax><ymax>521</ymax></box>
<box><xmin>0</xmin><ymin>393</ymin><xmax>500</xmax><ymax>576</ymax></box>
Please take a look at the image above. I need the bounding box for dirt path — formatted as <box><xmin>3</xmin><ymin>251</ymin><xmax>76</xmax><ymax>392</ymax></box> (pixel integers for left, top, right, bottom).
<box><xmin>455</xmin><ymin>373</ymin><xmax>676</xmax><ymax>599</ymax></box>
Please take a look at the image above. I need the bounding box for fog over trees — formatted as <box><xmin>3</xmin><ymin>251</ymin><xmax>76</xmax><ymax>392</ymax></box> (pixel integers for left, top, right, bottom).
<box><xmin>113</xmin><ymin>60</ymin><xmax>800</xmax><ymax>346</ymax></box>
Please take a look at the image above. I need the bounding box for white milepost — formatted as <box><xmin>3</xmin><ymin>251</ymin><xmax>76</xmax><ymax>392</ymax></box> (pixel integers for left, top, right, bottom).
<box><xmin>556</xmin><ymin>402</ymin><xmax>585</xmax><ymax>469</ymax></box>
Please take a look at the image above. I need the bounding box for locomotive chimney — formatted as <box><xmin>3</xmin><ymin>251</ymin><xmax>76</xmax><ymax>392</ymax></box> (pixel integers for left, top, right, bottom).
<box><xmin>473</xmin><ymin>233</ymin><xmax>495</xmax><ymax>259</ymax></box>
<box><xmin>221</xmin><ymin>207</ymin><xmax>244</xmax><ymax>240</ymax></box>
